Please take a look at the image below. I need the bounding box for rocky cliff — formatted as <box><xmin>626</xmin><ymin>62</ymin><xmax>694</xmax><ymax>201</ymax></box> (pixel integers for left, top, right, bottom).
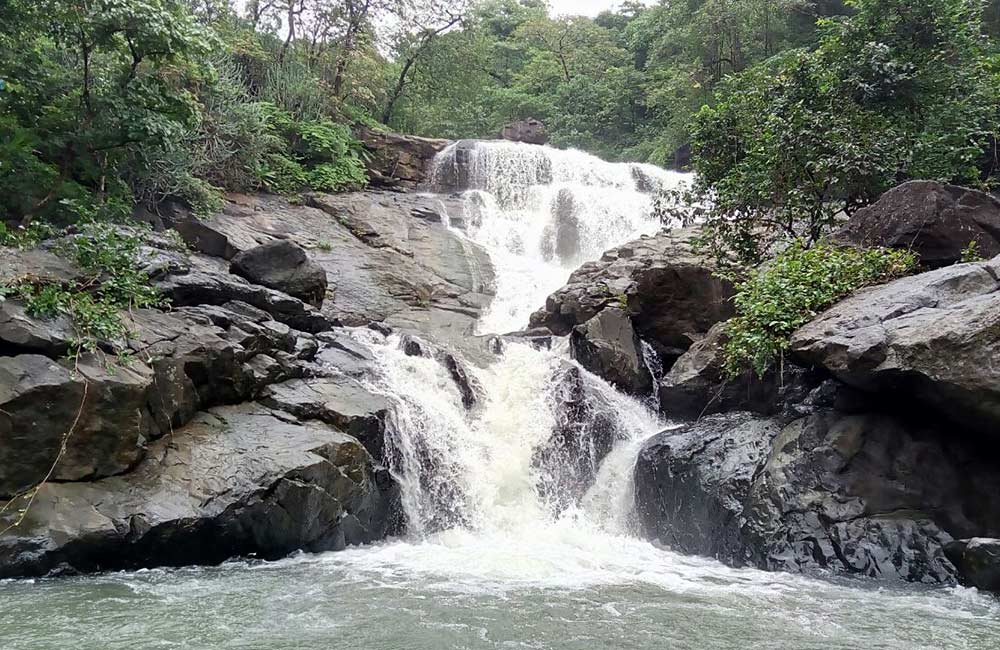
<box><xmin>0</xmin><ymin>187</ymin><xmax>496</xmax><ymax>577</ymax></box>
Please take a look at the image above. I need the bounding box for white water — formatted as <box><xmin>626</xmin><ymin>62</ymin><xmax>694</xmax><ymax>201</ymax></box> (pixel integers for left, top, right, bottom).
<box><xmin>433</xmin><ymin>141</ymin><xmax>690</xmax><ymax>333</ymax></box>
<box><xmin>5</xmin><ymin>142</ymin><xmax>999</xmax><ymax>650</ymax></box>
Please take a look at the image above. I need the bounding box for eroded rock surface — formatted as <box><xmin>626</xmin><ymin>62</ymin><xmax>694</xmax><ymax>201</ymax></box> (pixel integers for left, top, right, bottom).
<box><xmin>790</xmin><ymin>257</ymin><xmax>1000</xmax><ymax>437</ymax></box>
<box><xmin>530</xmin><ymin>228</ymin><xmax>734</xmax><ymax>359</ymax></box>
<box><xmin>833</xmin><ymin>181</ymin><xmax>1000</xmax><ymax>268</ymax></box>
<box><xmin>0</xmin><ymin>405</ymin><xmax>397</xmax><ymax>578</ymax></box>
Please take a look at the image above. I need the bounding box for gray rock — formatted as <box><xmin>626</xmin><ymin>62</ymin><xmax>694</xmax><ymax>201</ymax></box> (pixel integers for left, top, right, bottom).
<box><xmin>833</xmin><ymin>181</ymin><xmax>1000</xmax><ymax>268</ymax></box>
<box><xmin>230</xmin><ymin>239</ymin><xmax>329</xmax><ymax>307</ymax></box>
<box><xmin>659</xmin><ymin>323</ymin><xmax>826</xmax><ymax>419</ymax></box>
<box><xmin>790</xmin><ymin>258</ymin><xmax>1000</xmax><ymax>437</ymax></box>
<box><xmin>260</xmin><ymin>376</ymin><xmax>390</xmax><ymax>461</ymax></box>
<box><xmin>0</xmin><ymin>300</ymin><xmax>75</xmax><ymax>356</ymax></box>
<box><xmin>635</xmin><ymin>409</ymin><xmax>1000</xmax><ymax>584</ymax></box>
<box><xmin>530</xmin><ymin>228</ymin><xmax>734</xmax><ymax>359</ymax></box>
<box><xmin>0</xmin><ymin>405</ymin><xmax>396</xmax><ymax>577</ymax></box>
<box><xmin>500</xmin><ymin>118</ymin><xmax>548</xmax><ymax>145</ymax></box>
<box><xmin>945</xmin><ymin>538</ymin><xmax>1000</xmax><ymax>593</ymax></box>
<box><xmin>355</xmin><ymin>127</ymin><xmax>450</xmax><ymax>190</ymax></box>
<box><xmin>570</xmin><ymin>307</ymin><xmax>652</xmax><ymax>397</ymax></box>
<box><xmin>0</xmin><ymin>355</ymin><xmax>152</xmax><ymax>498</ymax></box>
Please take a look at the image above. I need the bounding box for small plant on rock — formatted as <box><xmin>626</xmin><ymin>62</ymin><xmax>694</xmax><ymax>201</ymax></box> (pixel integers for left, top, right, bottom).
<box><xmin>723</xmin><ymin>241</ymin><xmax>917</xmax><ymax>378</ymax></box>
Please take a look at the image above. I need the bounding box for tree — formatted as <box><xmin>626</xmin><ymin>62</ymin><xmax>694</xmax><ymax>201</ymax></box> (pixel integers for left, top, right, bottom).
<box><xmin>687</xmin><ymin>0</ymin><xmax>1000</xmax><ymax>268</ymax></box>
<box><xmin>381</xmin><ymin>0</ymin><xmax>469</xmax><ymax>124</ymax></box>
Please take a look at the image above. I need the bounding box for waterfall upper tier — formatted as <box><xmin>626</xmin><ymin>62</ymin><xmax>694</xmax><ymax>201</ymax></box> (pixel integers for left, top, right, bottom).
<box><xmin>429</xmin><ymin>140</ymin><xmax>691</xmax><ymax>334</ymax></box>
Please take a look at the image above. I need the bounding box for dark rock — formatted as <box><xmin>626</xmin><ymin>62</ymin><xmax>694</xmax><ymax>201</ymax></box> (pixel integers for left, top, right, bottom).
<box><xmin>945</xmin><ymin>538</ymin><xmax>1000</xmax><ymax>593</ymax></box>
<box><xmin>635</xmin><ymin>409</ymin><xmax>1000</xmax><ymax>584</ymax></box>
<box><xmin>552</xmin><ymin>188</ymin><xmax>581</xmax><ymax>263</ymax></box>
<box><xmin>659</xmin><ymin>323</ymin><xmax>826</xmax><ymax>419</ymax></box>
<box><xmin>230</xmin><ymin>239</ymin><xmax>328</xmax><ymax>307</ymax></box>
<box><xmin>500</xmin><ymin>118</ymin><xmax>548</xmax><ymax>145</ymax></box>
<box><xmin>398</xmin><ymin>333</ymin><xmax>480</xmax><ymax>409</ymax></box>
<box><xmin>0</xmin><ymin>355</ymin><xmax>152</xmax><ymax>498</ymax></box>
<box><xmin>0</xmin><ymin>405</ymin><xmax>396</xmax><ymax>578</ymax></box>
<box><xmin>790</xmin><ymin>258</ymin><xmax>1000</xmax><ymax>438</ymax></box>
<box><xmin>530</xmin><ymin>228</ymin><xmax>735</xmax><ymax>360</ymax></box>
<box><xmin>0</xmin><ymin>300</ymin><xmax>75</xmax><ymax>356</ymax></box>
<box><xmin>570</xmin><ymin>307</ymin><xmax>652</xmax><ymax>397</ymax></box>
<box><xmin>635</xmin><ymin>412</ymin><xmax>782</xmax><ymax>563</ymax></box>
<box><xmin>534</xmin><ymin>364</ymin><xmax>625</xmax><ymax>513</ymax></box>
<box><xmin>833</xmin><ymin>181</ymin><xmax>1000</xmax><ymax>268</ymax></box>
<box><xmin>260</xmin><ymin>377</ymin><xmax>390</xmax><ymax>461</ymax></box>
<box><xmin>356</xmin><ymin>127</ymin><xmax>450</xmax><ymax>190</ymax></box>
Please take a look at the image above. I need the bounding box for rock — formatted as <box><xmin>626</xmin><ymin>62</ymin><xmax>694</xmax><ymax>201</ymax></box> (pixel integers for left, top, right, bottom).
<box><xmin>635</xmin><ymin>409</ymin><xmax>1000</xmax><ymax>584</ymax></box>
<box><xmin>500</xmin><ymin>118</ymin><xmax>548</xmax><ymax>145</ymax></box>
<box><xmin>0</xmin><ymin>300</ymin><xmax>75</xmax><ymax>356</ymax></box>
<box><xmin>260</xmin><ymin>376</ymin><xmax>390</xmax><ymax>461</ymax></box>
<box><xmin>230</xmin><ymin>239</ymin><xmax>328</xmax><ymax>307</ymax></box>
<box><xmin>356</xmin><ymin>127</ymin><xmax>450</xmax><ymax>190</ymax></box>
<box><xmin>530</xmin><ymin>228</ymin><xmax>735</xmax><ymax>360</ymax></box>
<box><xmin>790</xmin><ymin>258</ymin><xmax>1000</xmax><ymax>438</ymax></box>
<box><xmin>398</xmin><ymin>333</ymin><xmax>480</xmax><ymax>409</ymax></box>
<box><xmin>833</xmin><ymin>181</ymin><xmax>1000</xmax><ymax>268</ymax></box>
<box><xmin>552</xmin><ymin>188</ymin><xmax>581</xmax><ymax>263</ymax></box>
<box><xmin>533</xmin><ymin>364</ymin><xmax>624</xmax><ymax>513</ymax></box>
<box><xmin>0</xmin><ymin>247</ymin><xmax>84</xmax><ymax>287</ymax></box>
<box><xmin>659</xmin><ymin>323</ymin><xmax>826</xmax><ymax>419</ymax></box>
<box><xmin>945</xmin><ymin>538</ymin><xmax>1000</xmax><ymax>593</ymax></box>
<box><xmin>635</xmin><ymin>412</ymin><xmax>783</xmax><ymax>563</ymax></box>
<box><xmin>0</xmin><ymin>355</ymin><xmax>152</xmax><ymax>498</ymax></box>
<box><xmin>0</xmin><ymin>405</ymin><xmax>397</xmax><ymax>577</ymax></box>
<box><xmin>570</xmin><ymin>307</ymin><xmax>652</xmax><ymax>397</ymax></box>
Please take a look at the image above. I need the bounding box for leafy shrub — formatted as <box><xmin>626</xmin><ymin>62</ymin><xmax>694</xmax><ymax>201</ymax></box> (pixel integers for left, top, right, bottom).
<box><xmin>723</xmin><ymin>241</ymin><xmax>917</xmax><ymax>378</ymax></box>
<box><xmin>1</xmin><ymin>222</ymin><xmax>163</xmax><ymax>359</ymax></box>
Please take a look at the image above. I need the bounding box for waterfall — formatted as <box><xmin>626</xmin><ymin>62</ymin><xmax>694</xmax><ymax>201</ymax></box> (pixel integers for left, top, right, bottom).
<box><xmin>353</xmin><ymin>141</ymin><xmax>684</xmax><ymax>545</ymax></box>
<box><xmin>431</xmin><ymin>140</ymin><xmax>690</xmax><ymax>334</ymax></box>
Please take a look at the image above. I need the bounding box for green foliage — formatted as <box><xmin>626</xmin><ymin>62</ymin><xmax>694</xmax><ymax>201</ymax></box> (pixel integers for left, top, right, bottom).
<box><xmin>723</xmin><ymin>241</ymin><xmax>917</xmax><ymax>378</ymax></box>
<box><xmin>961</xmin><ymin>239</ymin><xmax>985</xmax><ymax>263</ymax></box>
<box><xmin>691</xmin><ymin>0</ymin><xmax>1000</xmax><ymax>267</ymax></box>
<box><xmin>2</xmin><ymin>222</ymin><xmax>163</xmax><ymax>359</ymax></box>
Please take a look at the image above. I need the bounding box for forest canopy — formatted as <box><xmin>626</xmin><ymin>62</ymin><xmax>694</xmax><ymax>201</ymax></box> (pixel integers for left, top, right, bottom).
<box><xmin>1</xmin><ymin>0</ymin><xmax>998</xmax><ymax>227</ymax></box>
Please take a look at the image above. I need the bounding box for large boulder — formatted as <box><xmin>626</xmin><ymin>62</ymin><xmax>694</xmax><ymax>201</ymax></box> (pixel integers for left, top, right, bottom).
<box><xmin>833</xmin><ymin>181</ymin><xmax>1000</xmax><ymax>268</ymax></box>
<box><xmin>790</xmin><ymin>257</ymin><xmax>1000</xmax><ymax>438</ymax></box>
<box><xmin>230</xmin><ymin>239</ymin><xmax>328</xmax><ymax>307</ymax></box>
<box><xmin>569</xmin><ymin>307</ymin><xmax>652</xmax><ymax>397</ymax></box>
<box><xmin>530</xmin><ymin>228</ymin><xmax>735</xmax><ymax>360</ymax></box>
<box><xmin>945</xmin><ymin>538</ymin><xmax>1000</xmax><ymax>593</ymax></box>
<box><xmin>659</xmin><ymin>323</ymin><xmax>826</xmax><ymax>419</ymax></box>
<box><xmin>635</xmin><ymin>409</ymin><xmax>1000</xmax><ymax>584</ymax></box>
<box><xmin>500</xmin><ymin>118</ymin><xmax>548</xmax><ymax>145</ymax></box>
<box><xmin>356</xmin><ymin>127</ymin><xmax>450</xmax><ymax>190</ymax></box>
<box><xmin>0</xmin><ymin>405</ymin><xmax>397</xmax><ymax>578</ymax></box>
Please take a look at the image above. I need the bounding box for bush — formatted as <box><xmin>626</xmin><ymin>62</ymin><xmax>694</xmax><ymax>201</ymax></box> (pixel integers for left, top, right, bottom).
<box><xmin>723</xmin><ymin>241</ymin><xmax>917</xmax><ymax>378</ymax></box>
<box><xmin>1</xmin><ymin>222</ymin><xmax>164</xmax><ymax>359</ymax></box>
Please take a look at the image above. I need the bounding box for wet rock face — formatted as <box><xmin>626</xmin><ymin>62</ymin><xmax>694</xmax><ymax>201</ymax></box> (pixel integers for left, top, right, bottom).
<box><xmin>790</xmin><ymin>257</ymin><xmax>1000</xmax><ymax>438</ymax></box>
<box><xmin>945</xmin><ymin>538</ymin><xmax>1000</xmax><ymax>593</ymax></box>
<box><xmin>0</xmin><ymin>406</ymin><xmax>398</xmax><ymax>578</ymax></box>
<box><xmin>533</xmin><ymin>364</ymin><xmax>621</xmax><ymax>513</ymax></box>
<box><xmin>659</xmin><ymin>323</ymin><xmax>827</xmax><ymax>419</ymax></box>
<box><xmin>530</xmin><ymin>228</ymin><xmax>735</xmax><ymax>359</ymax></box>
<box><xmin>833</xmin><ymin>181</ymin><xmax>1000</xmax><ymax>268</ymax></box>
<box><xmin>355</xmin><ymin>127</ymin><xmax>450</xmax><ymax>190</ymax></box>
<box><xmin>230</xmin><ymin>239</ymin><xmax>328</xmax><ymax>307</ymax></box>
<box><xmin>569</xmin><ymin>307</ymin><xmax>652</xmax><ymax>397</ymax></box>
<box><xmin>500</xmin><ymin>118</ymin><xmax>548</xmax><ymax>145</ymax></box>
<box><xmin>635</xmin><ymin>409</ymin><xmax>1000</xmax><ymax>584</ymax></box>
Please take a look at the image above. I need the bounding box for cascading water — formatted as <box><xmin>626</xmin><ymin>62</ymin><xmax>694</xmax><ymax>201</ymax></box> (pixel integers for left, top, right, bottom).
<box><xmin>431</xmin><ymin>140</ymin><xmax>690</xmax><ymax>334</ymax></box>
<box><xmin>5</xmin><ymin>142</ymin><xmax>999</xmax><ymax>650</ymax></box>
